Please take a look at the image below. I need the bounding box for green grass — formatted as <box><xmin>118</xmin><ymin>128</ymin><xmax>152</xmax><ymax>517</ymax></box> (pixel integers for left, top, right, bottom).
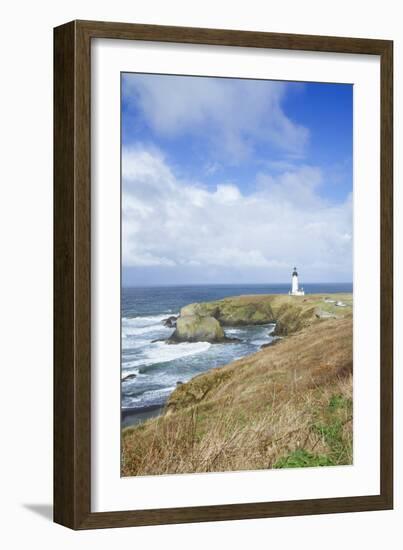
<box><xmin>274</xmin><ymin>449</ymin><xmax>334</xmax><ymax>468</ymax></box>
<box><xmin>328</xmin><ymin>393</ymin><xmax>352</xmax><ymax>411</ymax></box>
<box><xmin>274</xmin><ymin>392</ymin><xmax>353</xmax><ymax>469</ymax></box>
<box><xmin>311</xmin><ymin>392</ymin><xmax>352</xmax><ymax>464</ymax></box>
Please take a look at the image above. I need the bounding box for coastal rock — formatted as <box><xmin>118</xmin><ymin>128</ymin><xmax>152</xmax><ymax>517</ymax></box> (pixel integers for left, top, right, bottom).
<box><xmin>122</xmin><ymin>373</ymin><xmax>137</xmax><ymax>382</ymax></box>
<box><xmin>168</xmin><ymin>314</ymin><xmax>227</xmax><ymax>343</ymax></box>
<box><xmin>162</xmin><ymin>315</ymin><xmax>178</xmax><ymax>328</ymax></box>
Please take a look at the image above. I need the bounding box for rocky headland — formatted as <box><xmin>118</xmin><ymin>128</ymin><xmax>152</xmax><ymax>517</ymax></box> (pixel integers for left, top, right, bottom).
<box><xmin>166</xmin><ymin>292</ymin><xmax>352</xmax><ymax>342</ymax></box>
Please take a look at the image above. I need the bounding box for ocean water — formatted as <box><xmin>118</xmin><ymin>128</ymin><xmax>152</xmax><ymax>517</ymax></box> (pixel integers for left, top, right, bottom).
<box><xmin>121</xmin><ymin>283</ymin><xmax>352</xmax><ymax>426</ymax></box>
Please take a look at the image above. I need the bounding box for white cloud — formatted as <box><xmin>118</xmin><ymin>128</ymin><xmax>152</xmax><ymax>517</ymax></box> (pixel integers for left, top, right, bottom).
<box><xmin>214</xmin><ymin>184</ymin><xmax>242</xmax><ymax>203</ymax></box>
<box><xmin>123</xmin><ymin>75</ymin><xmax>309</xmax><ymax>161</ymax></box>
<box><xmin>122</xmin><ymin>146</ymin><xmax>352</xmax><ymax>283</ymax></box>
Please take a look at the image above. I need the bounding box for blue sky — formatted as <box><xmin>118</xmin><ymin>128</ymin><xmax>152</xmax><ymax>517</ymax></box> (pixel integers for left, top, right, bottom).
<box><xmin>121</xmin><ymin>73</ymin><xmax>353</xmax><ymax>286</ymax></box>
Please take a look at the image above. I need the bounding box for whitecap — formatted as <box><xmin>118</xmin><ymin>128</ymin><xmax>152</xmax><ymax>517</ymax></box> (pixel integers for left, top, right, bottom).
<box><xmin>122</xmin><ymin>324</ymin><xmax>172</xmax><ymax>338</ymax></box>
<box><xmin>121</xmin><ymin>315</ymin><xmax>177</xmax><ymax>341</ymax></box>
<box><xmin>122</xmin><ymin>314</ymin><xmax>177</xmax><ymax>328</ymax></box>
<box><xmin>224</xmin><ymin>328</ymin><xmax>244</xmax><ymax>336</ymax></box>
<box><xmin>126</xmin><ymin>341</ymin><xmax>212</xmax><ymax>368</ymax></box>
<box><xmin>121</xmin><ymin>336</ymin><xmax>152</xmax><ymax>351</ymax></box>
<box><xmin>251</xmin><ymin>339</ymin><xmax>272</xmax><ymax>346</ymax></box>
<box><xmin>122</xmin><ymin>385</ymin><xmax>177</xmax><ymax>408</ymax></box>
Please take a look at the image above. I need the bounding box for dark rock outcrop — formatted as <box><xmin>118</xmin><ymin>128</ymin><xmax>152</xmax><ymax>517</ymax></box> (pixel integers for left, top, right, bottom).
<box><xmin>122</xmin><ymin>373</ymin><xmax>137</xmax><ymax>382</ymax></box>
<box><xmin>162</xmin><ymin>315</ymin><xmax>178</xmax><ymax>328</ymax></box>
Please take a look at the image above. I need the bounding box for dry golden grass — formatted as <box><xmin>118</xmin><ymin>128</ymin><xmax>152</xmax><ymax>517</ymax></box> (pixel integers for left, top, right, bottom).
<box><xmin>122</xmin><ymin>315</ymin><xmax>353</xmax><ymax>476</ymax></box>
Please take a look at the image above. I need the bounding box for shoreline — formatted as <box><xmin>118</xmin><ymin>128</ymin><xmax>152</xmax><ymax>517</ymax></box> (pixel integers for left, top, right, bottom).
<box><xmin>121</xmin><ymin>292</ymin><xmax>353</xmax><ymax>430</ymax></box>
<box><xmin>122</xmin><ymin>323</ymin><xmax>276</xmax><ymax>429</ymax></box>
<box><xmin>122</xmin><ymin>404</ymin><xmax>164</xmax><ymax>428</ymax></box>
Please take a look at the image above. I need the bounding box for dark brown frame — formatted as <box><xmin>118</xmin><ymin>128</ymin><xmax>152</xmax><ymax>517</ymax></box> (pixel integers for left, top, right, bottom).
<box><xmin>54</xmin><ymin>19</ymin><xmax>393</xmax><ymax>530</ymax></box>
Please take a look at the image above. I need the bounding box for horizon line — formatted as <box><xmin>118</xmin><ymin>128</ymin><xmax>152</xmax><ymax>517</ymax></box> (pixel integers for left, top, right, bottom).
<box><xmin>122</xmin><ymin>282</ymin><xmax>353</xmax><ymax>289</ymax></box>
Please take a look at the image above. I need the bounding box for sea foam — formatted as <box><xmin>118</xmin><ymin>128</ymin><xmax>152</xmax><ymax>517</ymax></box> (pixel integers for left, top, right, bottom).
<box><xmin>127</xmin><ymin>341</ymin><xmax>212</xmax><ymax>368</ymax></box>
<box><xmin>122</xmin><ymin>385</ymin><xmax>177</xmax><ymax>409</ymax></box>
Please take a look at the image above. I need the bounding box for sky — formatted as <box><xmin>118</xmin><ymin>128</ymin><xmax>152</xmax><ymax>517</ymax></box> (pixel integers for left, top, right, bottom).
<box><xmin>121</xmin><ymin>73</ymin><xmax>353</xmax><ymax>286</ymax></box>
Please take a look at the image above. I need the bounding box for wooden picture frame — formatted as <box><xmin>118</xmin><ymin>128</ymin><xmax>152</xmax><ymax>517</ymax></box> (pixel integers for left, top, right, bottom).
<box><xmin>54</xmin><ymin>20</ymin><xmax>393</xmax><ymax>530</ymax></box>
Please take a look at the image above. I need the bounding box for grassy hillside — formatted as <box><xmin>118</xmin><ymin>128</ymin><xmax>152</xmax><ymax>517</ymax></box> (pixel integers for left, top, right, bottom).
<box><xmin>122</xmin><ymin>294</ymin><xmax>353</xmax><ymax>476</ymax></box>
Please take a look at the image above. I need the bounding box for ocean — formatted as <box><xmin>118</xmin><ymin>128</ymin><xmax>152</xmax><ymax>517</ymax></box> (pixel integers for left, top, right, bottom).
<box><xmin>121</xmin><ymin>283</ymin><xmax>352</xmax><ymax>427</ymax></box>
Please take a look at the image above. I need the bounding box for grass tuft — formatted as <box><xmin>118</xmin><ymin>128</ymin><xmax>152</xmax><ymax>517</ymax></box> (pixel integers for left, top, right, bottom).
<box><xmin>273</xmin><ymin>449</ymin><xmax>334</xmax><ymax>468</ymax></box>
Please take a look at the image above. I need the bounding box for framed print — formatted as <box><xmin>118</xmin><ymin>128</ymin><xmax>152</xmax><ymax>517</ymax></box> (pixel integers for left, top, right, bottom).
<box><xmin>54</xmin><ymin>20</ymin><xmax>393</xmax><ymax>529</ymax></box>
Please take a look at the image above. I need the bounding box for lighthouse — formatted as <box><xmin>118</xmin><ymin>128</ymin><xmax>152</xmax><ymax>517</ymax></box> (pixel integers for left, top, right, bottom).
<box><xmin>289</xmin><ymin>267</ymin><xmax>305</xmax><ymax>296</ymax></box>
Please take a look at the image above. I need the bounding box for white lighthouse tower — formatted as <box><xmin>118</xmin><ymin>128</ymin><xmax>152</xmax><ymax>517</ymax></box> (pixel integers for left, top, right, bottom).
<box><xmin>289</xmin><ymin>267</ymin><xmax>305</xmax><ymax>296</ymax></box>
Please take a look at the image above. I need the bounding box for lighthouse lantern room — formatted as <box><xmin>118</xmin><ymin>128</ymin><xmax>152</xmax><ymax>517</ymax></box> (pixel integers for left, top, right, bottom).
<box><xmin>289</xmin><ymin>267</ymin><xmax>305</xmax><ymax>296</ymax></box>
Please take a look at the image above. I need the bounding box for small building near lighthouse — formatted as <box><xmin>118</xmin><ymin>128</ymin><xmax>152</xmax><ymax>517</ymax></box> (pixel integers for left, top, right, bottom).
<box><xmin>289</xmin><ymin>267</ymin><xmax>305</xmax><ymax>296</ymax></box>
